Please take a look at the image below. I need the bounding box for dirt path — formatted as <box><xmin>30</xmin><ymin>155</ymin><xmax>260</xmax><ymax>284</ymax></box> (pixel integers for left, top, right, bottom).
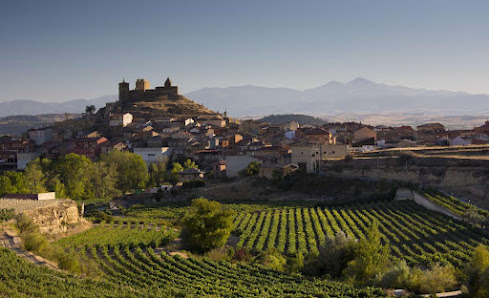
<box><xmin>0</xmin><ymin>228</ymin><xmax>60</xmax><ymax>271</ymax></box>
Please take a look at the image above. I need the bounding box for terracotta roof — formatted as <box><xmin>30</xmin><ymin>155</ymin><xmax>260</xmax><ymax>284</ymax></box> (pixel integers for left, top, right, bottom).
<box><xmin>302</xmin><ymin>128</ymin><xmax>330</xmax><ymax>135</ymax></box>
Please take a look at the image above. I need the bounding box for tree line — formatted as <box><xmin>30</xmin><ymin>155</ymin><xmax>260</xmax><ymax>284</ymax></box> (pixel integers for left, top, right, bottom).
<box><xmin>0</xmin><ymin>151</ymin><xmax>199</xmax><ymax>200</ymax></box>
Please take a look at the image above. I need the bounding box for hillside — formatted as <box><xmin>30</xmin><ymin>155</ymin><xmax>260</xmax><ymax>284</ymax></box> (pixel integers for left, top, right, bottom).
<box><xmin>258</xmin><ymin>114</ymin><xmax>326</xmax><ymax>126</ymax></box>
<box><xmin>106</xmin><ymin>94</ymin><xmax>216</xmax><ymax>119</ymax></box>
<box><xmin>0</xmin><ymin>95</ymin><xmax>116</xmax><ymax>117</ymax></box>
<box><xmin>0</xmin><ymin>114</ymin><xmax>80</xmax><ymax>136</ymax></box>
<box><xmin>0</xmin><ymin>243</ymin><xmax>384</xmax><ymax>297</ymax></box>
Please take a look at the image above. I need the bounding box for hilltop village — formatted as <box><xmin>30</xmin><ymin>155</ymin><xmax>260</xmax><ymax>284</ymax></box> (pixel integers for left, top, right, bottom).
<box><xmin>1</xmin><ymin>77</ymin><xmax>489</xmax><ymax>178</ymax></box>
<box><xmin>2</xmin><ymin>78</ymin><xmax>489</xmax><ymax>297</ymax></box>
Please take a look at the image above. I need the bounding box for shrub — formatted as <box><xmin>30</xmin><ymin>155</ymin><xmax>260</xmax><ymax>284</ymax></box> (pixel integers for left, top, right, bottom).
<box><xmin>377</xmin><ymin>260</ymin><xmax>411</xmax><ymax>289</ymax></box>
<box><xmin>22</xmin><ymin>231</ymin><xmax>49</xmax><ymax>252</ymax></box>
<box><xmin>466</xmin><ymin>245</ymin><xmax>489</xmax><ymax>297</ymax></box>
<box><xmin>303</xmin><ymin>231</ymin><xmax>359</xmax><ymax>278</ymax></box>
<box><xmin>181</xmin><ymin>198</ymin><xmax>235</xmax><ymax>253</ymax></box>
<box><xmin>287</xmin><ymin>252</ymin><xmax>305</xmax><ymax>274</ymax></box>
<box><xmin>182</xmin><ymin>180</ymin><xmax>205</xmax><ymax>189</ymax></box>
<box><xmin>57</xmin><ymin>250</ymin><xmax>81</xmax><ymax>273</ymax></box>
<box><xmin>419</xmin><ymin>263</ymin><xmax>458</xmax><ymax>294</ymax></box>
<box><xmin>0</xmin><ymin>209</ymin><xmax>15</xmax><ymax>222</ymax></box>
<box><xmin>343</xmin><ymin>222</ymin><xmax>390</xmax><ymax>285</ymax></box>
<box><xmin>16</xmin><ymin>214</ymin><xmax>38</xmax><ymax>234</ymax></box>
<box><xmin>254</xmin><ymin>249</ymin><xmax>287</xmax><ymax>272</ymax></box>
<box><xmin>205</xmin><ymin>247</ymin><xmax>233</xmax><ymax>262</ymax></box>
<box><xmin>239</xmin><ymin>161</ymin><xmax>261</xmax><ymax>177</ymax></box>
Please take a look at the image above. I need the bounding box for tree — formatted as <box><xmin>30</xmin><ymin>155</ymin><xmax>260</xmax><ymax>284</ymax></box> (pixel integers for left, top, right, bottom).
<box><xmin>2</xmin><ymin>171</ymin><xmax>27</xmax><ymax>194</ymax></box>
<box><xmin>239</xmin><ymin>161</ymin><xmax>261</xmax><ymax>177</ymax></box>
<box><xmin>54</xmin><ymin>153</ymin><xmax>93</xmax><ymax>200</ymax></box>
<box><xmin>23</xmin><ymin>158</ymin><xmax>47</xmax><ymax>193</ymax></box>
<box><xmin>0</xmin><ymin>176</ymin><xmax>15</xmax><ymax>196</ymax></box>
<box><xmin>101</xmin><ymin>150</ymin><xmax>148</xmax><ymax>192</ymax></box>
<box><xmin>91</xmin><ymin>161</ymin><xmax>121</xmax><ymax>199</ymax></box>
<box><xmin>183</xmin><ymin>159</ymin><xmax>198</xmax><ymax>170</ymax></box>
<box><xmin>46</xmin><ymin>175</ymin><xmax>66</xmax><ymax>198</ymax></box>
<box><xmin>466</xmin><ymin>245</ymin><xmax>489</xmax><ymax>297</ymax></box>
<box><xmin>171</xmin><ymin>162</ymin><xmax>184</xmax><ymax>173</ymax></box>
<box><xmin>343</xmin><ymin>221</ymin><xmax>390</xmax><ymax>285</ymax></box>
<box><xmin>85</xmin><ymin>105</ymin><xmax>96</xmax><ymax>114</ymax></box>
<box><xmin>148</xmin><ymin>160</ymin><xmax>168</xmax><ymax>187</ymax></box>
<box><xmin>304</xmin><ymin>231</ymin><xmax>359</xmax><ymax>278</ymax></box>
<box><xmin>181</xmin><ymin>198</ymin><xmax>235</xmax><ymax>253</ymax></box>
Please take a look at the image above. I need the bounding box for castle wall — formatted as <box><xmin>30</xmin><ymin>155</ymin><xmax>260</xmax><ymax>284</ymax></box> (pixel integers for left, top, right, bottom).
<box><xmin>126</xmin><ymin>87</ymin><xmax>178</xmax><ymax>102</ymax></box>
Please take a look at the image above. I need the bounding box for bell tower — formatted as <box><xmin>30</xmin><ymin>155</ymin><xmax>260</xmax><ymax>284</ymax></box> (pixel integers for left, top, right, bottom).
<box><xmin>119</xmin><ymin>79</ymin><xmax>130</xmax><ymax>103</ymax></box>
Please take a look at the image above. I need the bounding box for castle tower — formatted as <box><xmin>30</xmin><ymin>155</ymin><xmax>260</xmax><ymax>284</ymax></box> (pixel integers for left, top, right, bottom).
<box><xmin>135</xmin><ymin>79</ymin><xmax>150</xmax><ymax>91</ymax></box>
<box><xmin>119</xmin><ymin>79</ymin><xmax>130</xmax><ymax>103</ymax></box>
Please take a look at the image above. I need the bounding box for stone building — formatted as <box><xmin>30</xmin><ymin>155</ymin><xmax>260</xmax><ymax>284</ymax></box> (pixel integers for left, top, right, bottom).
<box><xmin>353</xmin><ymin>127</ymin><xmax>377</xmax><ymax>143</ymax></box>
<box><xmin>135</xmin><ymin>79</ymin><xmax>150</xmax><ymax>91</ymax></box>
<box><xmin>118</xmin><ymin>77</ymin><xmax>179</xmax><ymax>104</ymax></box>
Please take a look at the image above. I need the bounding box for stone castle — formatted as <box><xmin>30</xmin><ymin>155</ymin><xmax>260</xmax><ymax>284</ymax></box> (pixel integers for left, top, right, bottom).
<box><xmin>118</xmin><ymin>77</ymin><xmax>179</xmax><ymax>104</ymax></box>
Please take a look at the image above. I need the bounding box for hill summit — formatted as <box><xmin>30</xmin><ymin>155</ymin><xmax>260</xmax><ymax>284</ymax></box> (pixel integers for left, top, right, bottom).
<box><xmin>105</xmin><ymin>77</ymin><xmax>216</xmax><ymax>119</ymax></box>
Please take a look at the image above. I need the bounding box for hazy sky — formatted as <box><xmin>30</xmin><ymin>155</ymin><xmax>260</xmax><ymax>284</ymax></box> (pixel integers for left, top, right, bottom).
<box><xmin>1</xmin><ymin>0</ymin><xmax>489</xmax><ymax>102</ymax></box>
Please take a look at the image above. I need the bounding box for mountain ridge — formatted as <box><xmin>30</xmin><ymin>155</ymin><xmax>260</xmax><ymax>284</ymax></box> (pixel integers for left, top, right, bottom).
<box><xmin>1</xmin><ymin>78</ymin><xmax>488</xmax><ymax>118</ymax></box>
<box><xmin>185</xmin><ymin>78</ymin><xmax>489</xmax><ymax>117</ymax></box>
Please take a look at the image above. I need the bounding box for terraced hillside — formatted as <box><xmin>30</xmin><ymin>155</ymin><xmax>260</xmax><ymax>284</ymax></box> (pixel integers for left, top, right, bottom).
<box><xmin>234</xmin><ymin>200</ymin><xmax>488</xmax><ymax>267</ymax></box>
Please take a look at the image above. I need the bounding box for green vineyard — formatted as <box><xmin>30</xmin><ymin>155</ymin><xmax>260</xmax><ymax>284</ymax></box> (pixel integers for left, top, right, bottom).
<box><xmin>56</xmin><ymin>219</ymin><xmax>176</xmax><ymax>249</ymax></box>
<box><xmin>234</xmin><ymin>200</ymin><xmax>488</xmax><ymax>267</ymax></box>
<box><xmin>0</xmin><ymin>246</ymin><xmax>385</xmax><ymax>297</ymax></box>
<box><xmin>422</xmin><ymin>189</ymin><xmax>489</xmax><ymax>218</ymax></box>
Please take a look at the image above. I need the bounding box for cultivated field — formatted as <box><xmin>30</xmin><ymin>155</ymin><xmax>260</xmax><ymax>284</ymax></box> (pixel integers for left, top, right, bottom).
<box><xmin>234</xmin><ymin>200</ymin><xmax>487</xmax><ymax>267</ymax></box>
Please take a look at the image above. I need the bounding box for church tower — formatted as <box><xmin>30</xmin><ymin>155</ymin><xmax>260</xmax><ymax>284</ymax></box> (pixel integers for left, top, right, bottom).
<box><xmin>119</xmin><ymin>79</ymin><xmax>130</xmax><ymax>103</ymax></box>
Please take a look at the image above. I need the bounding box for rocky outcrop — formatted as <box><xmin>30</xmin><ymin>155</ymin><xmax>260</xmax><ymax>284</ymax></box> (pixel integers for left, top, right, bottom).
<box><xmin>21</xmin><ymin>200</ymin><xmax>85</xmax><ymax>234</ymax></box>
<box><xmin>325</xmin><ymin>156</ymin><xmax>489</xmax><ymax>208</ymax></box>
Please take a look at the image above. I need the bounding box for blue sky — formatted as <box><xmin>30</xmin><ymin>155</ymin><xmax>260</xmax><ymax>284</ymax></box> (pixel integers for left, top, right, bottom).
<box><xmin>1</xmin><ymin>0</ymin><xmax>489</xmax><ymax>101</ymax></box>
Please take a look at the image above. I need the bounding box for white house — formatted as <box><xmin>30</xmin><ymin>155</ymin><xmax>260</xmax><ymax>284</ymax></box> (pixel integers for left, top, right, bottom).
<box><xmin>109</xmin><ymin>113</ymin><xmax>133</xmax><ymax>127</ymax></box>
<box><xmin>133</xmin><ymin>147</ymin><xmax>171</xmax><ymax>164</ymax></box>
<box><xmin>17</xmin><ymin>152</ymin><xmax>40</xmax><ymax>170</ymax></box>
<box><xmin>285</xmin><ymin>130</ymin><xmax>296</xmax><ymax>140</ymax></box>
<box><xmin>374</xmin><ymin>139</ymin><xmax>386</xmax><ymax>148</ymax></box>
<box><xmin>450</xmin><ymin>136</ymin><xmax>471</xmax><ymax>146</ymax></box>
<box><xmin>225</xmin><ymin>155</ymin><xmax>261</xmax><ymax>177</ymax></box>
<box><xmin>360</xmin><ymin>145</ymin><xmax>375</xmax><ymax>152</ymax></box>
<box><xmin>321</xmin><ymin>144</ymin><xmax>348</xmax><ymax>159</ymax></box>
<box><xmin>290</xmin><ymin>142</ymin><xmax>320</xmax><ymax>173</ymax></box>
<box><xmin>28</xmin><ymin>128</ymin><xmax>53</xmax><ymax>145</ymax></box>
<box><xmin>184</xmin><ymin>118</ymin><xmax>195</xmax><ymax>126</ymax></box>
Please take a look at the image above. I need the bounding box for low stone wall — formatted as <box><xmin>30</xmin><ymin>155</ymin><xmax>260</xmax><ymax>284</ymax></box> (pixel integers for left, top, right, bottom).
<box><xmin>394</xmin><ymin>189</ymin><xmax>462</xmax><ymax>221</ymax></box>
<box><xmin>37</xmin><ymin>192</ymin><xmax>56</xmax><ymax>201</ymax></box>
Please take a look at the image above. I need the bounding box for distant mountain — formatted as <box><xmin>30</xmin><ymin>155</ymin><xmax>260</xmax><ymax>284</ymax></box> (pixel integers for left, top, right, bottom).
<box><xmin>3</xmin><ymin>78</ymin><xmax>489</xmax><ymax>125</ymax></box>
<box><xmin>185</xmin><ymin>78</ymin><xmax>489</xmax><ymax>117</ymax></box>
<box><xmin>0</xmin><ymin>95</ymin><xmax>117</xmax><ymax>117</ymax></box>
